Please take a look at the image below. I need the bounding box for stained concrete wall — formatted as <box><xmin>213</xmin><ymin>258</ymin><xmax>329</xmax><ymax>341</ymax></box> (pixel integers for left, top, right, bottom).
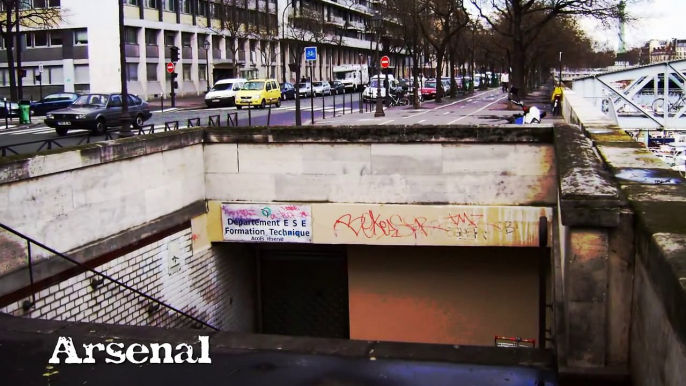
<box><xmin>562</xmin><ymin>86</ymin><xmax>686</xmax><ymax>385</ymax></box>
<box><xmin>0</xmin><ymin>142</ymin><xmax>205</xmax><ymax>276</ymax></box>
<box><xmin>204</xmin><ymin>143</ymin><xmax>556</xmax><ymax>205</ymax></box>
<box><xmin>347</xmin><ymin>245</ymin><xmax>540</xmax><ymax>346</ymax></box>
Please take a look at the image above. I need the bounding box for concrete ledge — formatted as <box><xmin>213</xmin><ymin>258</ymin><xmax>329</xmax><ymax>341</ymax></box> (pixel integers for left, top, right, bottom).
<box><xmin>0</xmin><ymin>128</ymin><xmax>205</xmax><ymax>185</ymax></box>
<box><xmin>0</xmin><ymin>200</ymin><xmax>206</xmax><ymax>303</ymax></box>
<box><xmin>0</xmin><ymin>312</ymin><xmax>556</xmax><ymax>378</ymax></box>
<box><xmin>204</xmin><ymin>125</ymin><xmax>555</xmax><ymax>144</ymax></box>
<box><xmin>553</xmin><ymin>123</ymin><xmax>624</xmax><ymax>227</ymax></box>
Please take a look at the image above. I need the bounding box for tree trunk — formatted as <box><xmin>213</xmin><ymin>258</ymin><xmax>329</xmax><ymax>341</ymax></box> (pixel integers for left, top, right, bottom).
<box><xmin>512</xmin><ymin>38</ymin><xmax>527</xmax><ymax>97</ymax></box>
<box><xmin>412</xmin><ymin>52</ymin><xmax>420</xmax><ymax>109</ymax></box>
<box><xmin>449</xmin><ymin>46</ymin><xmax>456</xmax><ymax>98</ymax></box>
<box><xmin>435</xmin><ymin>52</ymin><xmax>443</xmax><ymax>103</ymax></box>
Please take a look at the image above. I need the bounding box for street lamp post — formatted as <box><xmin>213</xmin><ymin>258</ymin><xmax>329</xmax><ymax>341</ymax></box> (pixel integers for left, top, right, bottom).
<box><xmin>204</xmin><ymin>40</ymin><xmax>211</xmax><ymax>93</ymax></box>
<box><xmin>118</xmin><ymin>0</ymin><xmax>132</xmax><ymax>138</ymax></box>
<box><xmin>372</xmin><ymin>13</ymin><xmax>384</xmax><ymax>118</ymax></box>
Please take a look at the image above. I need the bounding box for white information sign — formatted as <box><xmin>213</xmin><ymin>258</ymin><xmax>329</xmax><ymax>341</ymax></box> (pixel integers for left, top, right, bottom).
<box><xmin>221</xmin><ymin>203</ymin><xmax>312</xmax><ymax>243</ymax></box>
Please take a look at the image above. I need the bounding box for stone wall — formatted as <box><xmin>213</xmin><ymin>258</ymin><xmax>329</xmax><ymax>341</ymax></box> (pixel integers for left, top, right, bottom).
<box><xmin>0</xmin><ymin>227</ymin><xmax>256</xmax><ymax>332</ymax></box>
<box><xmin>204</xmin><ymin>143</ymin><xmax>556</xmax><ymax>206</ymax></box>
<box><xmin>561</xmin><ymin>86</ymin><xmax>686</xmax><ymax>386</ymax></box>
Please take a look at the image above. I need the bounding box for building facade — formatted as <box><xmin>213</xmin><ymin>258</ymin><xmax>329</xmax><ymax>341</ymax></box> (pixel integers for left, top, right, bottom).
<box><xmin>0</xmin><ymin>0</ymin><xmax>413</xmax><ymax>100</ymax></box>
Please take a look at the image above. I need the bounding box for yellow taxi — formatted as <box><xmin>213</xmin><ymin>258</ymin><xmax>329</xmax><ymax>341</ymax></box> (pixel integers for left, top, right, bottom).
<box><xmin>235</xmin><ymin>79</ymin><xmax>282</xmax><ymax>109</ymax></box>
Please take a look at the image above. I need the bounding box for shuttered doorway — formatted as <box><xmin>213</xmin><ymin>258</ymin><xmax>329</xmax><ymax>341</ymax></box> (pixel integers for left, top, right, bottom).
<box><xmin>258</xmin><ymin>246</ymin><xmax>349</xmax><ymax>339</ymax></box>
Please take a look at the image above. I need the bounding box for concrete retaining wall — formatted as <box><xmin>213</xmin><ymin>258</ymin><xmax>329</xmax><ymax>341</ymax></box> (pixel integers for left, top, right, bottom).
<box><xmin>204</xmin><ymin>143</ymin><xmax>556</xmax><ymax>205</ymax></box>
<box><xmin>562</xmin><ymin>86</ymin><xmax>686</xmax><ymax>386</ymax></box>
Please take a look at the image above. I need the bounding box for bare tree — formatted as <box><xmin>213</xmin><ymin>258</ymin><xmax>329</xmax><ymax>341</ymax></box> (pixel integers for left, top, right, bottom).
<box><xmin>471</xmin><ymin>0</ymin><xmax>641</xmax><ymax>96</ymax></box>
<box><xmin>418</xmin><ymin>0</ymin><xmax>470</xmax><ymax>103</ymax></box>
<box><xmin>204</xmin><ymin>0</ymin><xmax>259</xmax><ymax>79</ymax></box>
<box><xmin>283</xmin><ymin>5</ymin><xmax>335</xmax><ymax>126</ymax></box>
<box><xmin>0</xmin><ymin>0</ymin><xmax>65</xmax><ymax>100</ymax></box>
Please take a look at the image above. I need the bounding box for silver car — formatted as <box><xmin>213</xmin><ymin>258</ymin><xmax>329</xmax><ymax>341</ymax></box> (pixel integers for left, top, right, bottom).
<box><xmin>298</xmin><ymin>82</ymin><xmax>313</xmax><ymax>98</ymax></box>
<box><xmin>45</xmin><ymin>93</ymin><xmax>153</xmax><ymax>136</ymax></box>
<box><xmin>311</xmin><ymin>81</ymin><xmax>332</xmax><ymax>96</ymax></box>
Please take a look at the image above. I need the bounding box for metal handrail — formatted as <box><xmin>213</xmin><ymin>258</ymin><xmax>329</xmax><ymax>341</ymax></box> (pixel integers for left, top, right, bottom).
<box><xmin>0</xmin><ymin>222</ymin><xmax>220</xmax><ymax>331</ymax></box>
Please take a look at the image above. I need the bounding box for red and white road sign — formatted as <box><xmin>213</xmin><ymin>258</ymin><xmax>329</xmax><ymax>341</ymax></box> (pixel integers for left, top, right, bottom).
<box><xmin>166</xmin><ymin>62</ymin><xmax>175</xmax><ymax>73</ymax></box>
<box><xmin>380</xmin><ymin>56</ymin><xmax>390</xmax><ymax>68</ymax></box>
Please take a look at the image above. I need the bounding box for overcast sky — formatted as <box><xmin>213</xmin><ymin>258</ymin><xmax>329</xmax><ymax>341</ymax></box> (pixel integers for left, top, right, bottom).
<box><xmin>579</xmin><ymin>0</ymin><xmax>684</xmax><ymax>50</ymax></box>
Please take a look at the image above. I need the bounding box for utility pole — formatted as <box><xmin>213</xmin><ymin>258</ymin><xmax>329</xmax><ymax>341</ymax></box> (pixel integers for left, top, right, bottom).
<box><xmin>559</xmin><ymin>52</ymin><xmax>562</xmax><ymax>87</ymax></box>
<box><xmin>118</xmin><ymin>0</ymin><xmax>133</xmax><ymax>138</ymax></box>
<box><xmin>16</xmin><ymin>0</ymin><xmax>23</xmax><ymax>101</ymax></box>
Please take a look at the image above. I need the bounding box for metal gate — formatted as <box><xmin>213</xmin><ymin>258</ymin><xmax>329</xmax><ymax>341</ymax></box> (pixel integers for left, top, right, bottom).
<box><xmin>259</xmin><ymin>246</ymin><xmax>349</xmax><ymax>339</ymax></box>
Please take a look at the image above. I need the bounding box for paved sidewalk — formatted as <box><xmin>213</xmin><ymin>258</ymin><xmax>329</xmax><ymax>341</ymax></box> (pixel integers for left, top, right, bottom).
<box><xmin>147</xmin><ymin>95</ymin><xmax>206</xmax><ymax>112</ymax></box>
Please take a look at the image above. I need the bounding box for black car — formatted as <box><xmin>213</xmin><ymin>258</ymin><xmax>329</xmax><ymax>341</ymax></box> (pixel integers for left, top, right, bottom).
<box><xmin>45</xmin><ymin>93</ymin><xmax>152</xmax><ymax>136</ymax></box>
<box><xmin>331</xmin><ymin>81</ymin><xmax>345</xmax><ymax>95</ymax></box>
<box><xmin>281</xmin><ymin>82</ymin><xmax>296</xmax><ymax>100</ymax></box>
<box><xmin>30</xmin><ymin>93</ymin><xmax>80</xmax><ymax>116</ymax></box>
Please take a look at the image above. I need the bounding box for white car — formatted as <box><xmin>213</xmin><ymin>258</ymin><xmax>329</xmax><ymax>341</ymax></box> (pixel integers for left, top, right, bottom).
<box><xmin>311</xmin><ymin>81</ymin><xmax>331</xmax><ymax>96</ymax></box>
<box><xmin>298</xmin><ymin>82</ymin><xmax>312</xmax><ymax>98</ymax></box>
<box><xmin>205</xmin><ymin>78</ymin><xmax>247</xmax><ymax>107</ymax></box>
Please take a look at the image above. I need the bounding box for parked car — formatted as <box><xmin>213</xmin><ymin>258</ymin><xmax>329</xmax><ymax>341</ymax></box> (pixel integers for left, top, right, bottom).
<box><xmin>311</xmin><ymin>81</ymin><xmax>331</xmax><ymax>96</ymax></box>
<box><xmin>235</xmin><ymin>79</ymin><xmax>281</xmax><ymax>109</ymax></box>
<box><xmin>420</xmin><ymin>80</ymin><xmax>438</xmax><ymax>100</ymax></box>
<box><xmin>0</xmin><ymin>100</ymin><xmax>19</xmax><ymax>118</ymax></box>
<box><xmin>331</xmin><ymin>81</ymin><xmax>346</xmax><ymax>95</ymax></box>
<box><xmin>298</xmin><ymin>82</ymin><xmax>313</xmax><ymax>98</ymax></box>
<box><xmin>205</xmin><ymin>78</ymin><xmax>247</xmax><ymax>107</ymax></box>
<box><xmin>281</xmin><ymin>82</ymin><xmax>296</xmax><ymax>100</ymax></box>
<box><xmin>44</xmin><ymin>93</ymin><xmax>152</xmax><ymax>136</ymax></box>
<box><xmin>30</xmin><ymin>93</ymin><xmax>80</xmax><ymax>116</ymax></box>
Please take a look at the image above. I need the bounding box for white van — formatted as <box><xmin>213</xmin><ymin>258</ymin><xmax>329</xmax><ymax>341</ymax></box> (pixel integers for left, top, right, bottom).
<box><xmin>362</xmin><ymin>75</ymin><xmax>399</xmax><ymax>102</ymax></box>
<box><xmin>205</xmin><ymin>78</ymin><xmax>247</xmax><ymax>107</ymax></box>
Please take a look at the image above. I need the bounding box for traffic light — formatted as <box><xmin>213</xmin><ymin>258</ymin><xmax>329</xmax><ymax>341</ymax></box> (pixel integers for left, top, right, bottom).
<box><xmin>171</xmin><ymin>72</ymin><xmax>178</xmax><ymax>89</ymax></box>
<box><xmin>170</xmin><ymin>46</ymin><xmax>180</xmax><ymax>62</ymax></box>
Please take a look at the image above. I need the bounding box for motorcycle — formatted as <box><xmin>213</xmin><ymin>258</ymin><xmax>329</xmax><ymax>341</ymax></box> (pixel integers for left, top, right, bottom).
<box><xmin>506</xmin><ymin>99</ymin><xmax>547</xmax><ymax>124</ymax></box>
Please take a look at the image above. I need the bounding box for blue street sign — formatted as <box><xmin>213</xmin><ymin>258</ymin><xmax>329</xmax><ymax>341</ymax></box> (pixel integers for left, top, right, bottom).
<box><xmin>305</xmin><ymin>46</ymin><xmax>317</xmax><ymax>61</ymax></box>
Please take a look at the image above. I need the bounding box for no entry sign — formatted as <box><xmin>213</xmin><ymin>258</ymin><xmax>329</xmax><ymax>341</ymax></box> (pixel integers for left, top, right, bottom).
<box><xmin>380</xmin><ymin>56</ymin><xmax>390</xmax><ymax>68</ymax></box>
<box><xmin>166</xmin><ymin>62</ymin><xmax>175</xmax><ymax>73</ymax></box>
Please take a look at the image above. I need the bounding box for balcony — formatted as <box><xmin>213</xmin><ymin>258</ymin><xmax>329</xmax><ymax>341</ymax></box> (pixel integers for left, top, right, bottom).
<box><xmin>325</xmin><ymin>16</ymin><xmax>345</xmax><ymax>27</ymax></box>
<box><xmin>146</xmin><ymin>45</ymin><xmax>159</xmax><ymax>58</ymax></box>
<box><xmin>124</xmin><ymin>44</ymin><xmax>140</xmax><ymax>57</ymax></box>
<box><xmin>348</xmin><ymin>20</ymin><xmax>365</xmax><ymax>31</ymax></box>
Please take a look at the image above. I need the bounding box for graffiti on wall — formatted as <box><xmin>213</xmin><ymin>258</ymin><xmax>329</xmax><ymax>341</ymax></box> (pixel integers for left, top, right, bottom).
<box><xmin>315</xmin><ymin>204</ymin><xmax>550</xmax><ymax>247</ymax></box>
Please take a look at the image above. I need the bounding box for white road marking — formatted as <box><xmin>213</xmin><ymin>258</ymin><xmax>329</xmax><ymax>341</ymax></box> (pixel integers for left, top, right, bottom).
<box><xmin>443</xmin><ymin>111</ymin><xmax>451</xmax><ymax>115</ymax></box>
<box><xmin>378</xmin><ymin>120</ymin><xmax>395</xmax><ymax>125</ymax></box>
<box><xmin>417</xmin><ymin>119</ymin><xmax>426</xmax><ymax>123</ymax></box>
<box><xmin>447</xmin><ymin>95</ymin><xmax>508</xmax><ymax>124</ymax></box>
<box><xmin>152</xmin><ymin>108</ymin><xmax>180</xmax><ymax>113</ymax></box>
<box><xmin>402</xmin><ymin>89</ymin><xmax>499</xmax><ymax>119</ymax></box>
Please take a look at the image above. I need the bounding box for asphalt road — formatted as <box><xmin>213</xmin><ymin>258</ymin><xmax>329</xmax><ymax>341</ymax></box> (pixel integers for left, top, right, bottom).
<box><xmin>0</xmin><ymin>88</ymin><xmax>557</xmax><ymax>156</ymax></box>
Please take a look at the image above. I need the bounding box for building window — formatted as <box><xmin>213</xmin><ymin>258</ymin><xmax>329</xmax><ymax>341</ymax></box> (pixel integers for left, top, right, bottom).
<box><xmin>146</xmin><ymin>63</ymin><xmax>157</xmax><ymax>81</ymax></box>
<box><xmin>198</xmin><ymin>64</ymin><xmax>206</xmax><ymax>81</ymax></box>
<box><xmin>32</xmin><ymin>31</ymin><xmax>48</xmax><ymax>47</ymax></box>
<box><xmin>126</xmin><ymin>63</ymin><xmax>138</xmax><ymax>81</ymax></box>
<box><xmin>183</xmin><ymin>64</ymin><xmax>191</xmax><ymax>81</ymax></box>
<box><xmin>145</xmin><ymin>29</ymin><xmax>158</xmax><ymax>45</ymax></box>
<box><xmin>145</xmin><ymin>0</ymin><xmax>157</xmax><ymax>8</ymax></box>
<box><xmin>126</xmin><ymin>0</ymin><xmax>139</xmax><ymax>5</ymax></box>
<box><xmin>50</xmin><ymin>31</ymin><xmax>62</xmax><ymax>46</ymax></box>
<box><xmin>182</xmin><ymin>33</ymin><xmax>191</xmax><ymax>47</ymax></box>
<box><xmin>180</xmin><ymin>0</ymin><xmax>190</xmax><ymax>14</ymax></box>
<box><xmin>125</xmin><ymin>27</ymin><xmax>138</xmax><ymax>44</ymax></box>
<box><xmin>164</xmin><ymin>0</ymin><xmax>175</xmax><ymax>12</ymax></box>
<box><xmin>74</xmin><ymin>29</ymin><xmax>88</xmax><ymax>45</ymax></box>
<box><xmin>48</xmin><ymin>0</ymin><xmax>61</xmax><ymax>6</ymax></box>
<box><xmin>164</xmin><ymin>32</ymin><xmax>175</xmax><ymax>46</ymax></box>
<box><xmin>198</xmin><ymin>0</ymin><xmax>207</xmax><ymax>15</ymax></box>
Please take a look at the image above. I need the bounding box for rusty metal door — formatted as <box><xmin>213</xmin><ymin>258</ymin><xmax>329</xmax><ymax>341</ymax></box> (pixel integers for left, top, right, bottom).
<box><xmin>259</xmin><ymin>247</ymin><xmax>349</xmax><ymax>339</ymax></box>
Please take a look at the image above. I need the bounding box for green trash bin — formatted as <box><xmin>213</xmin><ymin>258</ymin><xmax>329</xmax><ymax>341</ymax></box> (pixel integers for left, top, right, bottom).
<box><xmin>19</xmin><ymin>101</ymin><xmax>30</xmax><ymax>124</ymax></box>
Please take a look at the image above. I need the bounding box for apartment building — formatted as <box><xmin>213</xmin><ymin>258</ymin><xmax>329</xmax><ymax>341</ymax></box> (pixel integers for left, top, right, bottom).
<box><xmin>0</xmin><ymin>0</ymin><xmax>410</xmax><ymax>100</ymax></box>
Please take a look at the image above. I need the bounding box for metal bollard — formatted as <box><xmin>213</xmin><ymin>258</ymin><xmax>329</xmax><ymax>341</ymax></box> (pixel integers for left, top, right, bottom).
<box><xmin>248</xmin><ymin>106</ymin><xmax>252</xmax><ymax>126</ymax></box>
<box><xmin>322</xmin><ymin>92</ymin><xmax>325</xmax><ymax>120</ymax></box>
<box><xmin>333</xmin><ymin>92</ymin><xmax>336</xmax><ymax>116</ymax></box>
<box><xmin>267</xmin><ymin>102</ymin><xmax>272</xmax><ymax>126</ymax></box>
